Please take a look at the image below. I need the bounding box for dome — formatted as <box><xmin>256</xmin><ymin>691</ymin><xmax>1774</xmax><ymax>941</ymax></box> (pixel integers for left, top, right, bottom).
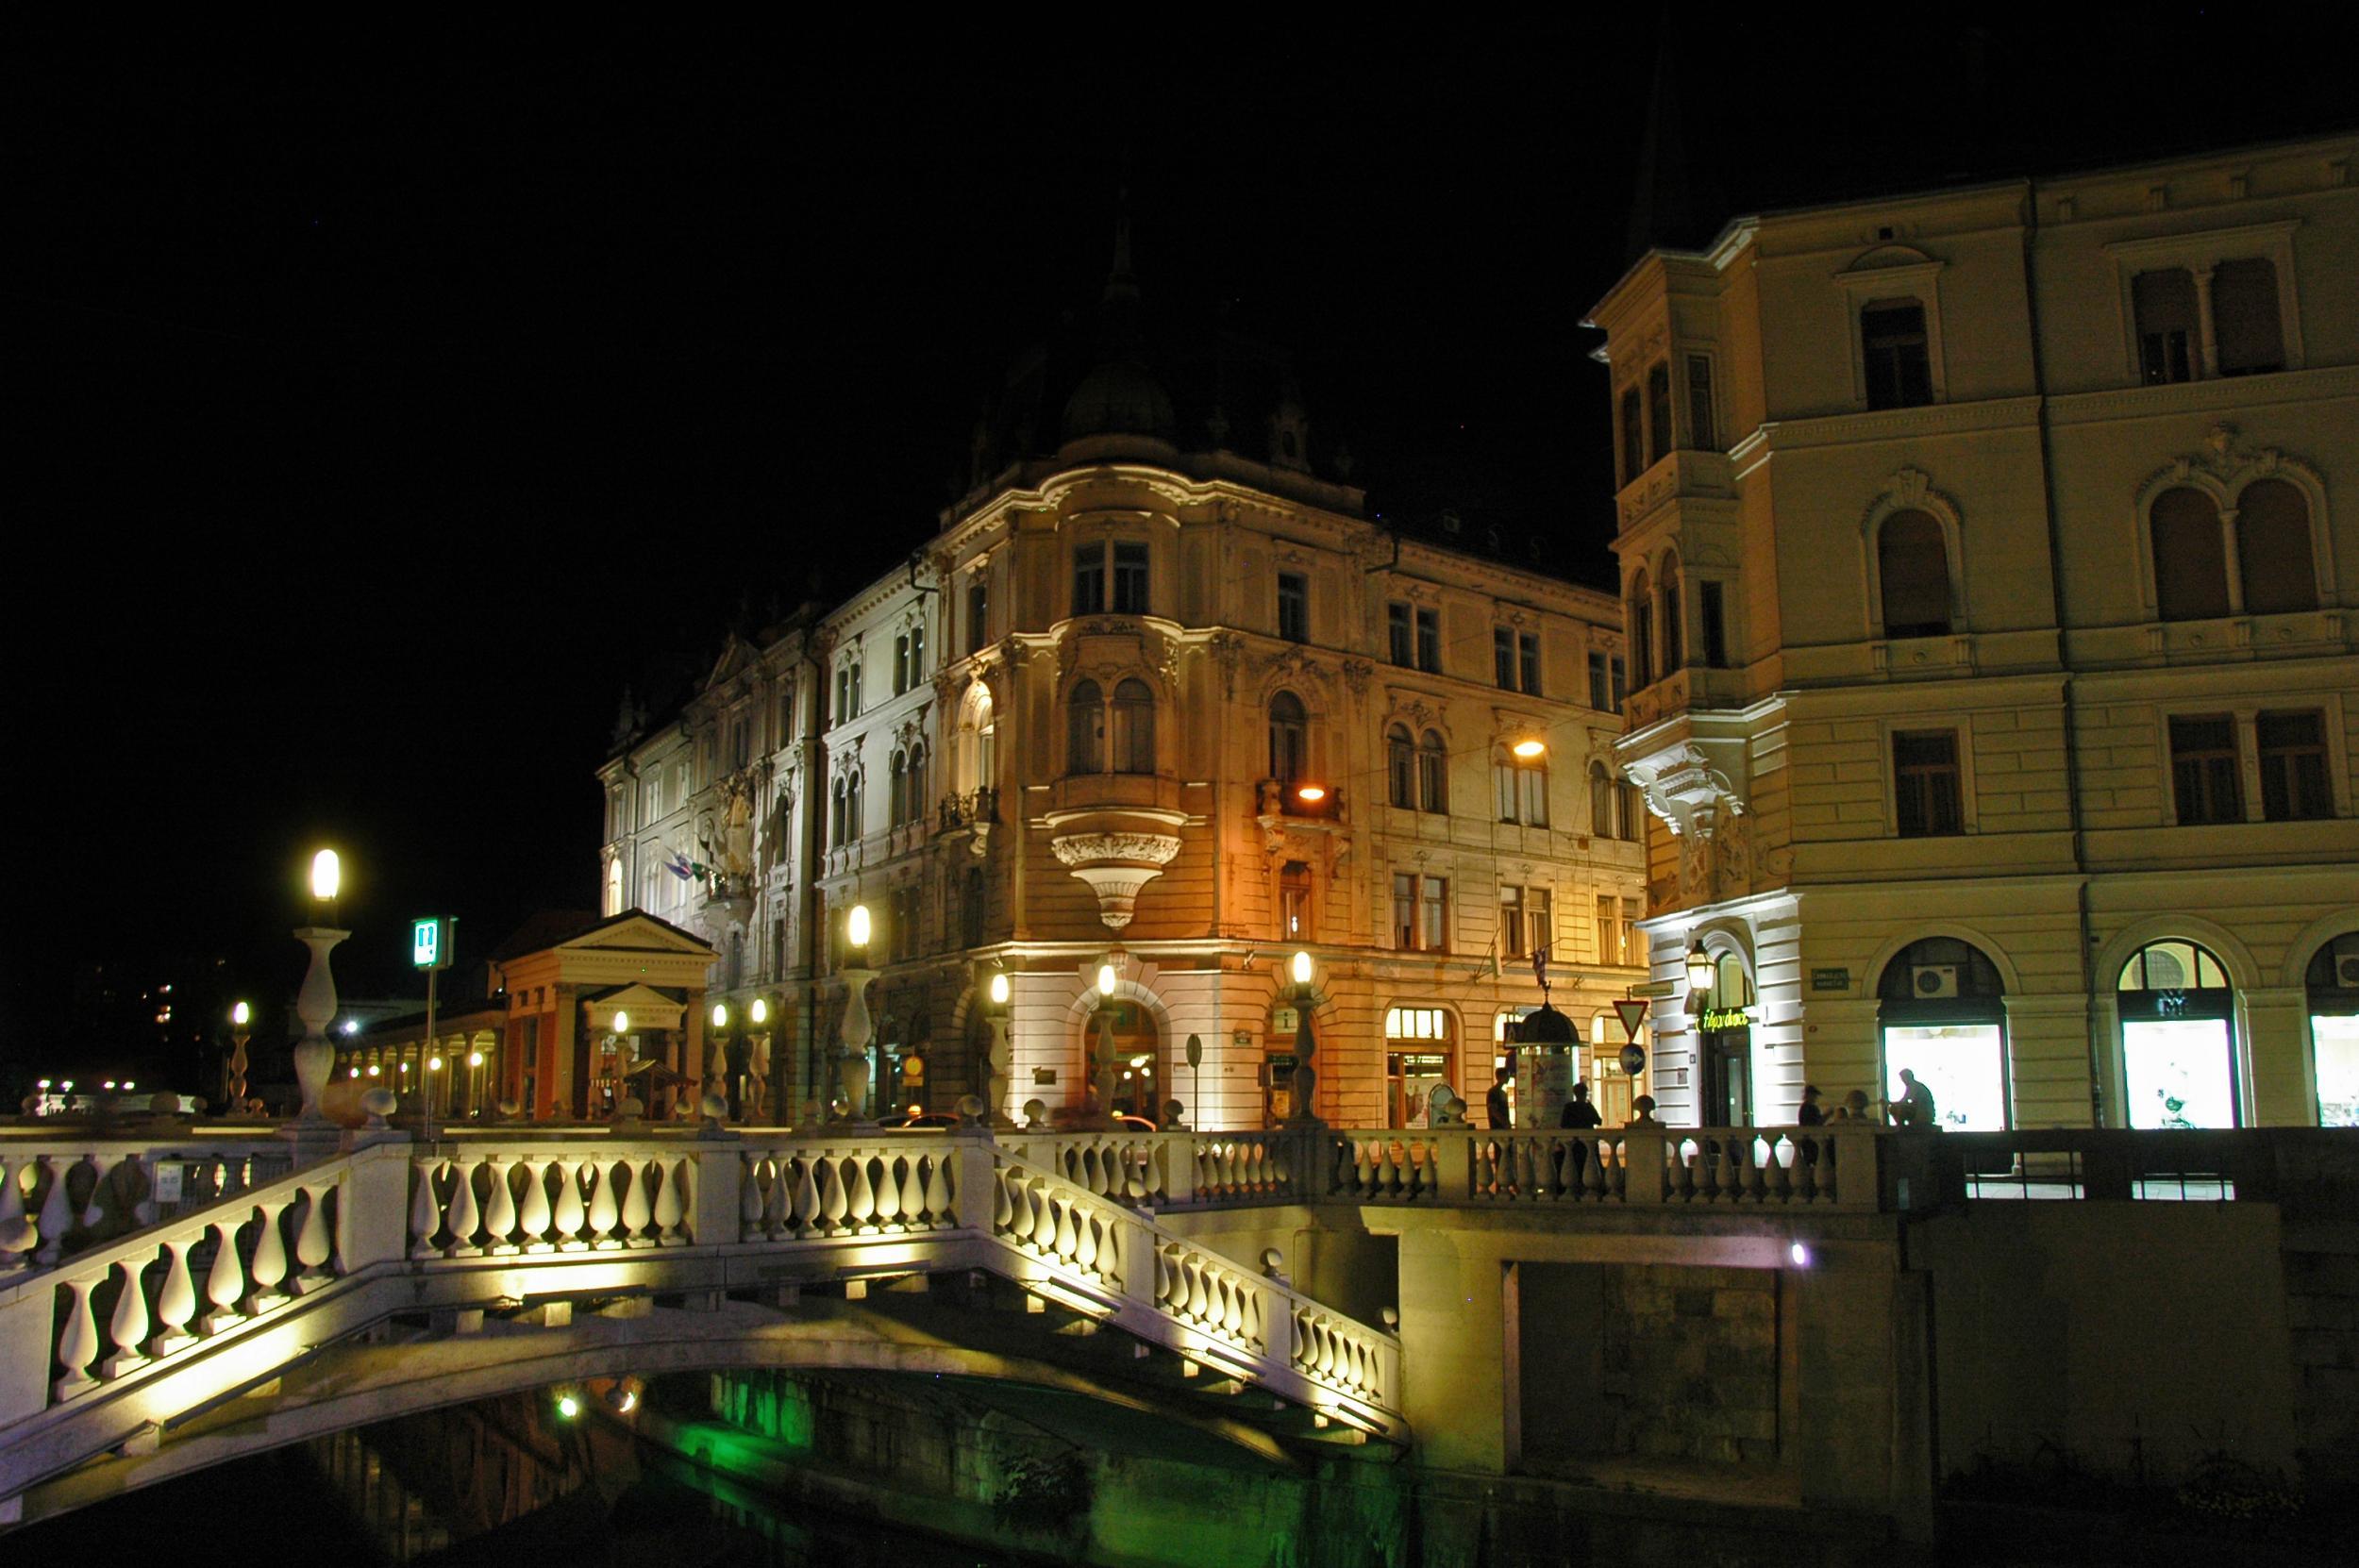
<box><xmin>1060</xmin><ymin>356</ymin><xmax>1177</xmax><ymax>444</ymax></box>
<box><xmin>1514</xmin><ymin>1004</ymin><xmax>1578</xmax><ymax>1044</ymax></box>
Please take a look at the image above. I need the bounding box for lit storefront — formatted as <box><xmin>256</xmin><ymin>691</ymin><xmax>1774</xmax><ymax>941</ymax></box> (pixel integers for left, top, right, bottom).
<box><xmin>1877</xmin><ymin>938</ymin><xmax>2010</xmax><ymax>1132</ymax></box>
<box><xmin>1387</xmin><ymin>1006</ymin><xmax>1454</xmax><ymax>1128</ymax></box>
<box><xmin>2116</xmin><ymin>940</ymin><xmax>2241</xmax><ymax>1128</ymax></box>
<box><xmin>2306</xmin><ymin>933</ymin><xmax>2359</xmax><ymax>1126</ymax></box>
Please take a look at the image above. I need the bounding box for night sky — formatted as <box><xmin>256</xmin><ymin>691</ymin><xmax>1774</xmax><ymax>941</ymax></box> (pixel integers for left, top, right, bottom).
<box><xmin>9</xmin><ymin>18</ymin><xmax>2351</xmax><ymax>1085</ymax></box>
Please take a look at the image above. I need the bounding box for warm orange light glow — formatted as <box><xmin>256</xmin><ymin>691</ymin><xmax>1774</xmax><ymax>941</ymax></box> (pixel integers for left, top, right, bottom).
<box><xmin>1512</xmin><ymin>739</ymin><xmax>1546</xmax><ymax>759</ymax></box>
<box><xmin>310</xmin><ymin>848</ymin><xmax>342</xmax><ymax>901</ymax></box>
<box><xmin>1296</xmin><ymin>783</ymin><xmax>1327</xmax><ymax>802</ymax></box>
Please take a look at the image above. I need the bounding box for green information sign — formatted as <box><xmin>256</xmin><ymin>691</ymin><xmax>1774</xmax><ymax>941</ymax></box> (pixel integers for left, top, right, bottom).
<box><xmin>411</xmin><ymin>916</ymin><xmax>455</xmax><ymax>972</ymax></box>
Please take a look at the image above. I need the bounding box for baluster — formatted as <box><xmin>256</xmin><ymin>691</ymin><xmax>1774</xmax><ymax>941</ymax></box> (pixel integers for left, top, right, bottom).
<box><xmin>1719</xmin><ymin>1139</ymin><xmax>1743</xmax><ymax>1202</ymax></box>
<box><xmin>1028</xmin><ymin>1179</ymin><xmax>1057</xmax><ymax>1250</ymax></box>
<box><xmin>1079</xmin><ymin>1144</ymin><xmax>1103</xmax><ymax>1197</ymax></box>
<box><xmin>924</xmin><ymin>1154</ymin><xmax>953</xmax><ymax>1227</ymax></box>
<box><xmin>1098</xmin><ymin>1215</ymin><xmax>1122</xmax><ymax>1286</ymax></box>
<box><xmin>1221</xmin><ymin>1273</ymin><xmax>1245</xmax><ymax>1338</ymax></box>
<box><xmin>795</xmin><ymin>1157</ymin><xmax>824</xmax><ymax>1237</ymax></box>
<box><xmin>819</xmin><ymin>1157</ymin><xmax>850</xmax><ymax>1236</ymax></box>
<box><xmin>1313</xmin><ymin>1317</ymin><xmax>1338</xmax><ymax>1377</ymax></box>
<box><xmin>249</xmin><ymin>1200</ymin><xmax>293</xmax><ymax>1308</ymax></box>
<box><xmin>103</xmin><ymin>1249</ymin><xmax>156</xmax><ymax>1376</ymax></box>
<box><xmin>1075</xmin><ymin>1211</ymin><xmax>1099</xmax><ymax>1274</ymax></box>
<box><xmin>517</xmin><ymin>1159</ymin><xmax>554</xmax><ymax>1252</ymax></box>
<box><xmin>847</xmin><ymin>1156</ymin><xmax>878</xmax><ymax>1232</ymax></box>
<box><xmin>445</xmin><ymin>1161</ymin><xmax>483</xmax><ymax>1256</ymax></box>
<box><xmin>203</xmin><ymin>1216</ymin><xmax>247</xmax><ymax>1331</ymax></box>
<box><xmin>294</xmin><ymin>1182</ymin><xmax>336</xmax><ymax>1287</ymax></box>
<box><xmin>410</xmin><ymin>1161</ymin><xmax>445</xmax><ymax>1259</ymax></box>
<box><xmin>481</xmin><ymin>1159</ymin><xmax>519</xmax><ymax>1255</ymax></box>
<box><xmin>0</xmin><ymin>1158</ymin><xmax>25</xmax><ymax>1271</ymax></box>
<box><xmin>899</xmin><ymin>1156</ymin><xmax>927</xmax><ymax>1226</ymax></box>
<box><xmin>761</xmin><ymin>1155</ymin><xmax>790</xmax><ymax>1240</ymax></box>
<box><xmin>1053</xmin><ymin>1197</ymin><xmax>1079</xmax><ymax>1262</ymax></box>
<box><xmin>152</xmin><ymin>1236</ymin><xmax>198</xmax><ymax>1355</ymax></box>
<box><xmin>1586</xmin><ymin>1140</ymin><xmax>1610</xmax><ymax>1200</ymax></box>
<box><xmin>1764</xmin><ymin>1139</ymin><xmax>1790</xmax><ymax>1204</ymax></box>
<box><xmin>1153</xmin><ymin>1244</ymin><xmax>1173</xmax><ymax>1306</ymax></box>
<box><xmin>657</xmin><ymin>1157</ymin><xmax>691</xmax><ymax>1244</ymax></box>
<box><xmin>55</xmin><ymin>1276</ymin><xmax>103</xmax><ymax>1399</ymax></box>
<box><xmin>1184</xmin><ymin>1255</ymin><xmax>1210</xmax><ymax>1321</ymax></box>
<box><xmin>36</xmin><ymin>1156</ymin><xmax>73</xmax><ymax>1265</ymax></box>
<box><xmin>1145</xmin><ymin>1141</ymin><xmax>1167</xmax><ymax>1203</ymax></box>
<box><xmin>80</xmin><ymin>1154</ymin><xmax>117</xmax><ymax>1230</ymax></box>
<box><xmin>992</xmin><ymin>1167</ymin><xmax>1015</xmax><ymax>1233</ymax></box>
<box><xmin>553</xmin><ymin>1158</ymin><xmax>589</xmax><ymax>1249</ymax></box>
<box><xmin>873</xmin><ymin>1155</ymin><xmax>904</xmax><ymax>1230</ymax></box>
<box><xmin>1241</xmin><ymin>1282</ymin><xmax>1263</xmax><ymax>1349</ymax></box>
<box><xmin>740</xmin><ymin>1156</ymin><xmax>769</xmax><ymax>1241</ymax></box>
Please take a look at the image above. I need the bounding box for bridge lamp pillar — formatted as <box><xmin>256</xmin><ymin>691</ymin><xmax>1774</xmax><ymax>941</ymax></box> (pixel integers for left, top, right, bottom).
<box><xmin>836</xmin><ymin>905</ymin><xmax>878</xmax><ymax>1126</ymax></box>
<box><xmin>288</xmin><ymin>848</ymin><xmax>349</xmax><ymax>1136</ymax></box>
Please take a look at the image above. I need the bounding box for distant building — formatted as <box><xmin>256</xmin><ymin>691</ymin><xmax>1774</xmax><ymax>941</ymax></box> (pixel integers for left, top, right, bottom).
<box><xmin>1584</xmin><ymin>132</ymin><xmax>2359</xmax><ymax>1129</ymax></box>
<box><xmin>596</xmin><ymin>229</ymin><xmax>1648</xmax><ymax>1128</ymax></box>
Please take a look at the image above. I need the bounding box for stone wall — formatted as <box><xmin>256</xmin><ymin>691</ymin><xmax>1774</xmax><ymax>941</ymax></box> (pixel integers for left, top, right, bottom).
<box><xmin>1602</xmin><ymin>1263</ymin><xmax>1780</xmax><ymax>1465</ymax></box>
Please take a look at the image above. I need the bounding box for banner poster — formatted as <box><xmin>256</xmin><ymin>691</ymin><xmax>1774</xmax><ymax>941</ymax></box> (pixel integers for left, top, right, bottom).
<box><xmin>1521</xmin><ymin>1046</ymin><xmax>1573</xmax><ymax>1127</ymax></box>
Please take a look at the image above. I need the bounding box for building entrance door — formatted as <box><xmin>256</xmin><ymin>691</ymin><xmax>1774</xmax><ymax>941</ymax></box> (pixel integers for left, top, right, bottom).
<box><xmin>1703</xmin><ymin>1028</ymin><xmax>1751</xmax><ymax>1126</ymax></box>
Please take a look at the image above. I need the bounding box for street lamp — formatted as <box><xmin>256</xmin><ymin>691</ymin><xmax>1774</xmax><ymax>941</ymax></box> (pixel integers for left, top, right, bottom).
<box><xmin>1685</xmin><ymin>943</ymin><xmax>1715</xmax><ymax>993</ymax></box>
<box><xmin>226</xmin><ymin>1000</ymin><xmax>253</xmax><ymax>1115</ymax></box>
<box><xmin>980</xmin><ymin>969</ymin><xmax>1013</xmax><ymax>1128</ymax></box>
<box><xmin>836</xmin><ymin>905</ymin><xmax>878</xmax><ymax>1125</ymax></box>
<box><xmin>1512</xmin><ymin>738</ymin><xmax>1547</xmax><ymax>759</ymax></box>
<box><xmin>1286</xmin><ymin>950</ymin><xmax>1319</xmax><ymax>1124</ymax></box>
<box><xmin>290</xmin><ymin>849</ymin><xmax>350</xmax><ymax>1132</ymax></box>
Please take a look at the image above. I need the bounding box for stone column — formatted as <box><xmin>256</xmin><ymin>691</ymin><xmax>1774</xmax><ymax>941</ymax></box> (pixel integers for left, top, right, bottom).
<box><xmin>2244</xmin><ymin>986</ymin><xmax>2315</xmax><ymax>1126</ymax></box>
<box><xmin>552</xmin><ymin>984</ymin><xmax>578</xmax><ymax>1119</ymax></box>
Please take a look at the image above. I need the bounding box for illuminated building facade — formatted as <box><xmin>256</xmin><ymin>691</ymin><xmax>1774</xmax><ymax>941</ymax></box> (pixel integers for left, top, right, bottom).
<box><xmin>596</xmin><ymin>243</ymin><xmax>1648</xmax><ymax>1127</ymax></box>
<box><xmin>1586</xmin><ymin>133</ymin><xmax>2359</xmax><ymax>1129</ymax></box>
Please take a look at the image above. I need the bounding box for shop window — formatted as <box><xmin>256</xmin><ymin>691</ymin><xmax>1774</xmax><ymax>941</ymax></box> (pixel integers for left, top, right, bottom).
<box><xmin>2116</xmin><ymin>940</ymin><xmax>2240</xmax><ymax>1128</ymax></box>
<box><xmin>2257</xmin><ymin>709</ymin><xmax>2331</xmax><ymax>822</ymax></box>
<box><xmin>1384</xmin><ymin>1007</ymin><xmax>1454</xmax><ymax>1129</ymax></box>
<box><xmin>2150</xmin><ymin>488</ymin><xmax>2232</xmax><ymax>621</ymax></box>
<box><xmin>2133</xmin><ymin>268</ymin><xmax>2199</xmax><ymax>384</ymax></box>
<box><xmin>2302</xmin><ymin>935</ymin><xmax>2359</xmax><ymax>1127</ymax></box>
<box><xmin>2235</xmin><ymin>479</ymin><xmax>2317</xmax><ymax>616</ymax></box>
<box><xmin>1878</xmin><ymin>509</ymin><xmax>1952</xmax><ymax>637</ymax></box>
<box><xmin>2168</xmin><ymin>714</ymin><xmax>2242</xmax><ymax>825</ymax></box>
<box><xmin>1877</xmin><ymin>937</ymin><xmax>2010</xmax><ymax>1132</ymax></box>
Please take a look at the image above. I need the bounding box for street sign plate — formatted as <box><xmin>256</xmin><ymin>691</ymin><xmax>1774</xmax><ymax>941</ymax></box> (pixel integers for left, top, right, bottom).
<box><xmin>1613</xmin><ymin>998</ymin><xmax>1650</xmax><ymax>1040</ymax></box>
<box><xmin>411</xmin><ymin>916</ymin><xmax>455</xmax><ymax>972</ymax></box>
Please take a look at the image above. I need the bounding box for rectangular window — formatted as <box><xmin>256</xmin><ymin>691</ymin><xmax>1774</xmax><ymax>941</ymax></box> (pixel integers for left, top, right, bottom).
<box><xmin>1685</xmin><ymin>354</ymin><xmax>1717</xmax><ymax>450</ymax></box>
<box><xmin>1647</xmin><ymin>361</ymin><xmax>1673</xmax><ymax>465</ymax></box>
<box><xmin>1699</xmin><ymin>580</ymin><xmax>1728</xmax><ymax>667</ymax></box>
<box><xmin>1529</xmin><ymin>887</ymin><xmax>1553</xmax><ymax>962</ymax></box>
<box><xmin>1278</xmin><ymin>572</ymin><xmax>1309</xmax><ymax>642</ymax></box>
<box><xmin>1387</xmin><ymin>602</ymin><xmax>1414</xmax><ymax>666</ymax></box>
<box><xmin>967</xmin><ymin>578</ymin><xmax>989</xmax><ymax>655</ymax></box>
<box><xmin>1395</xmin><ymin>874</ymin><xmax>1447</xmax><ymax>952</ymax></box>
<box><xmin>1493</xmin><ymin>627</ymin><xmax>1515</xmax><ymax>690</ymax></box>
<box><xmin>1280</xmin><ymin>861</ymin><xmax>1313</xmax><ymax>940</ymax></box>
<box><xmin>1588</xmin><ymin>651</ymin><xmax>1610</xmax><ymax>711</ymax></box>
<box><xmin>1596</xmin><ymin>894</ymin><xmax>1617</xmax><ymax>964</ymax></box>
<box><xmin>908</xmin><ymin>623</ymin><xmax>924</xmax><ymax>686</ymax></box>
<box><xmin>2257</xmin><ymin>709</ymin><xmax>2331</xmax><ymax>821</ymax></box>
<box><xmin>1393</xmin><ymin>873</ymin><xmax>1416</xmax><ymax>949</ymax></box>
<box><xmin>1518</xmin><ymin>631</ymin><xmax>1541</xmax><ymax>695</ymax></box>
<box><xmin>2213</xmin><ymin>258</ymin><xmax>2285</xmax><ymax>375</ymax></box>
<box><xmin>1622</xmin><ymin>898</ymin><xmax>1645</xmax><ymax>970</ymax></box>
<box><xmin>894</xmin><ymin>634</ymin><xmax>911</xmax><ymax>696</ymax></box>
<box><xmin>1112</xmin><ymin>542</ymin><xmax>1150</xmax><ymax>613</ymax></box>
<box><xmin>1415</xmin><ymin>608</ymin><xmax>1441</xmax><ymax>673</ymax></box>
<box><xmin>2169</xmin><ymin>714</ymin><xmax>2243</xmax><ymax>826</ymax></box>
<box><xmin>1500</xmin><ymin>885</ymin><xmax>1527</xmax><ymax>959</ymax></box>
<box><xmin>1862</xmin><ymin>301</ymin><xmax>1933</xmax><ymax>409</ymax></box>
<box><xmin>1074</xmin><ymin>546</ymin><xmax>1106</xmax><ymax>615</ymax></box>
<box><xmin>1610</xmin><ymin>656</ymin><xmax>1627</xmax><ymax>709</ymax></box>
<box><xmin>1893</xmin><ymin>729</ymin><xmax>1964</xmax><ymax>837</ymax></box>
<box><xmin>2133</xmin><ymin>269</ymin><xmax>2199</xmax><ymax>385</ymax></box>
<box><xmin>1422</xmin><ymin>876</ymin><xmax>1448</xmax><ymax>953</ymax></box>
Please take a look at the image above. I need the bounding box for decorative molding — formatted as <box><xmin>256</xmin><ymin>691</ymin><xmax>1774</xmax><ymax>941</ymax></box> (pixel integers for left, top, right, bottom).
<box><xmin>1049</xmin><ymin>831</ymin><xmax>1183</xmax><ymax>931</ymax></box>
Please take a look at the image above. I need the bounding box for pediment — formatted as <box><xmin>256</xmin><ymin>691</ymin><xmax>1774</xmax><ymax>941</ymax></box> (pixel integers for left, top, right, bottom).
<box><xmin>702</xmin><ymin>634</ymin><xmax>759</xmax><ymax>692</ymax></box>
<box><xmin>559</xmin><ymin>910</ymin><xmax>717</xmax><ymax>960</ymax></box>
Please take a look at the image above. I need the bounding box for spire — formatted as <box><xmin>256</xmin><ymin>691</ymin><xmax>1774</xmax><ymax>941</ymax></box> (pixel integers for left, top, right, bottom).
<box><xmin>1624</xmin><ymin>13</ymin><xmax>1697</xmax><ymax>262</ymax></box>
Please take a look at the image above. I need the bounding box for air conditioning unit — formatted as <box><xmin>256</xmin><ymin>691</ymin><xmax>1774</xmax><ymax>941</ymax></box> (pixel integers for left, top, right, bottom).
<box><xmin>1912</xmin><ymin>964</ymin><xmax>1960</xmax><ymax>999</ymax></box>
<box><xmin>2336</xmin><ymin>954</ymin><xmax>2359</xmax><ymax>990</ymax></box>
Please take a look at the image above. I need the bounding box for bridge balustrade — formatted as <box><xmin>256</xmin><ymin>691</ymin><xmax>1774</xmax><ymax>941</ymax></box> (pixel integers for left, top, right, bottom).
<box><xmin>2</xmin><ymin>1132</ymin><xmax>297</xmax><ymax>1273</ymax></box>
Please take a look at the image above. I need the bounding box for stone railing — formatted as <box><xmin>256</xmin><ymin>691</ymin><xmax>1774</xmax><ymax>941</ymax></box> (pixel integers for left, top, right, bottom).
<box><xmin>737</xmin><ymin>1140</ymin><xmax>961</xmax><ymax>1241</ymax></box>
<box><xmin>1</xmin><ymin>1131</ymin><xmax>295</xmax><ymax>1272</ymax></box>
<box><xmin>995</xmin><ymin>1128</ymin><xmax>1300</xmax><ymax>1211</ymax></box>
<box><xmin>1323</xmin><ymin>1126</ymin><xmax>1880</xmax><ymax>1210</ymax></box>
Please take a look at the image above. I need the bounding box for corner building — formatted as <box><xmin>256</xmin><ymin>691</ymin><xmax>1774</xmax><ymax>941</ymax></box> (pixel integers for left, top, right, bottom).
<box><xmin>599</xmin><ymin>255</ymin><xmax>1646</xmax><ymax>1128</ymax></box>
<box><xmin>1586</xmin><ymin>133</ymin><xmax>2359</xmax><ymax>1131</ymax></box>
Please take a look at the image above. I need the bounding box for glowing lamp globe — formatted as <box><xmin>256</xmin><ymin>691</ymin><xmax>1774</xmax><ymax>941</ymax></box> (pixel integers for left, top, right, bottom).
<box><xmin>232</xmin><ymin>1000</ymin><xmax>251</xmax><ymax>1027</ymax></box>
<box><xmin>310</xmin><ymin>849</ymin><xmax>342</xmax><ymax>902</ymax></box>
<box><xmin>750</xmin><ymin>997</ymin><xmax>768</xmax><ymax>1026</ymax></box>
<box><xmin>846</xmin><ymin>904</ymin><xmax>872</xmax><ymax>950</ymax></box>
<box><xmin>989</xmin><ymin>971</ymin><xmax>1010</xmax><ymax>1007</ymax></box>
<box><xmin>1512</xmin><ymin>739</ymin><xmax>1546</xmax><ymax>759</ymax></box>
<box><xmin>711</xmin><ymin>1003</ymin><xmax>728</xmax><ymax>1029</ymax></box>
<box><xmin>612</xmin><ymin>1009</ymin><xmax>629</xmax><ymax>1035</ymax></box>
<box><xmin>1291</xmin><ymin>950</ymin><xmax>1313</xmax><ymax>986</ymax></box>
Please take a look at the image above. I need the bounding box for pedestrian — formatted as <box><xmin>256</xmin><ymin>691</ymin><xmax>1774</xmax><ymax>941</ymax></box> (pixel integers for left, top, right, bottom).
<box><xmin>1891</xmin><ymin>1068</ymin><xmax>1939</xmax><ymax>1130</ymax></box>
<box><xmin>1629</xmin><ymin>1093</ymin><xmax>1661</xmax><ymax>1126</ymax></box>
<box><xmin>1833</xmin><ymin>1089</ymin><xmax>1872</xmax><ymax>1122</ymax></box>
<box><xmin>1486</xmin><ymin>1065</ymin><xmax>1514</xmax><ymax>1131</ymax></box>
<box><xmin>1798</xmin><ymin>1084</ymin><xmax>1826</xmax><ymax>1126</ymax></box>
<box><xmin>1560</xmin><ymin>1078</ymin><xmax>1604</xmax><ymax>1190</ymax></box>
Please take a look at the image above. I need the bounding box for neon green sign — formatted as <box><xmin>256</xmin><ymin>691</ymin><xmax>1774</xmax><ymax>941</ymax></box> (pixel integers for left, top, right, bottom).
<box><xmin>411</xmin><ymin>916</ymin><xmax>454</xmax><ymax>972</ymax></box>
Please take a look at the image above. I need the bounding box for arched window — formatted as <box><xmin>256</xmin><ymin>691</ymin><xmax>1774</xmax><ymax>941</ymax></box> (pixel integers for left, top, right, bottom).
<box><xmin>2150</xmin><ymin>488</ymin><xmax>2231</xmax><ymax>621</ymax></box>
<box><xmin>1659</xmin><ymin>556</ymin><xmax>1684</xmax><ymax>672</ymax></box>
<box><xmin>1878</xmin><ymin>509</ymin><xmax>1952</xmax><ymax>637</ymax></box>
<box><xmin>2235</xmin><ymin>479</ymin><xmax>2317</xmax><ymax>615</ymax></box>
<box><xmin>888</xmin><ymin>750</ymin><xmax>909</xmax><ymax>826</ymax></box>
<box><xmin>2117</xmin><ymin>939</ymin><xmax>2240</xmax><ymax>1128</ymax></box>
<box><xmin>1067</xmin><ymin>680</ymin><xmax>1103</xmax><ymax>775</ymax></box>
<box><xmin>2303</xmin><ymin>934</ymin><xmax>2359</xmax><ymax>1127</ymax></box>
<box><xmin>1589</xmin><ymin>760</ymin><xmax>1613</xmax><ymax>836</ymax></box>
<box><xmin>1268</xmin><ymin>691</ymin><xmax>1307</xmax><ymax>784</ymax></box>
<box><xmin>1647</xmin><ymin>361</ymin><xmax>1673</xmax><ymax>466</ymax></box>
<box><xmin>605</xmin><ymin>858</ymin><xmax>623</xmax><ymax>916</ymax></box>
<box><xmin>1619</xmin><ymin>385</ymin><xmax>1643</xmax><ymax>484</ymax></box>
<box><xmin>1386</xmin><ymin>726</ymin><xmax>1414</xmax><ymax>808</ymax></box>
<box><xmin>906</xmin><ymin>741</ymin><xmax>929</xmax><ymax>818</ymax></box>
<box><xmin>1628</xmin><ymin>571</ymin><xmax>1654</xmax><ymax>689</ymax></box>
<box><xmin>1875</xmin><ymin>936</ymin><xmax>2010</xmax><ymax>1131</ymax></box>
<box><xmin>1110</xmin><ymin>678</ymin><xmax>1155</xmax><ymax>774</ymax></box>
<box><xmin>1418</xmin><ymin>730</ymin><xmax>1447</xmax><ymax>812</ymax></box>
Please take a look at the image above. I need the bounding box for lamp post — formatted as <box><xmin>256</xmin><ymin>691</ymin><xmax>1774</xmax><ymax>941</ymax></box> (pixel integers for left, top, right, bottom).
<box><xmin>226</xmin><ymin>1000</ymin><xmax>252</xmax><ymax>1114</ymax></box>
<box><xmin>1287</xmin><ymin>949</ymin><xmax>1320</xmax><ymax>1126</ymax></box>
<box><xmin>289</xmin><ymin>850</ymin><xmax>348</xmax><ymax>1131</ymax></box>
<box><xmin>710</xmin><ymin>1002</ymin><xmax>730</xmax><ymax>1117</ymax></box>
<box><xmin>747</xmin><ymin>995</ymin><xmax>772</xmax><ymax>1123</ymax></box>
<box><xmin>836</xmin><ymin>905</ymin><xmax>877</xmax><ymax>1126</ymax></box>
<box><xmin>982</xmin><ymin>969</ymin><xmax>1013</xmax><ymax>1129</ymax></box>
